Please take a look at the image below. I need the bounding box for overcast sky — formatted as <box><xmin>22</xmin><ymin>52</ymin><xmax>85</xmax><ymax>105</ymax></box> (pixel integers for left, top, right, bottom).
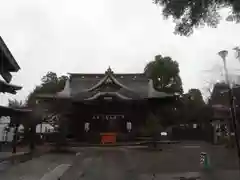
<box><xmin>1</xmin><ymin>0</ymin><xmax>240</xmax><ymax>105</ymax></box>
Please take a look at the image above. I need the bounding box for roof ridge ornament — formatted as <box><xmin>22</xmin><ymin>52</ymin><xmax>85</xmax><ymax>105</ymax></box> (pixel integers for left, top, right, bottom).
<box><xmin>105</xmin><ymin>66</ymin><xmax>113</xmax><ymax>75</ymax></box>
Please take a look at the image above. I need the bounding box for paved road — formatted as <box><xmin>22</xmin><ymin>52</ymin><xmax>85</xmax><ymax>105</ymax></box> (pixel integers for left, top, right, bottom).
<box><xmin>61</xmin><ymin>143</ymin><xmax>240</xmax><ymax>180</ymax></box>
<box><xmin>61</xmin><ymin>147</ymin><xmax>138</xmax><ymax>180</ymax></box>
<box><xmin>0</xmin><ymin>154</ymin><xmax>75</xmax><ymax>180</ymax></box>
<box><xmin>1</xmin><ymin>142</ymin><xmax>240</xmax><ymax>180</ymax></box>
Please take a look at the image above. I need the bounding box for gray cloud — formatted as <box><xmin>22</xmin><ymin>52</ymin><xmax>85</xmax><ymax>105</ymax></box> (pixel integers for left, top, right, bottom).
<box><xmin>0</xmin><ymin>0</ymin><xmax>240</xmax><ymax>105</ymax></box>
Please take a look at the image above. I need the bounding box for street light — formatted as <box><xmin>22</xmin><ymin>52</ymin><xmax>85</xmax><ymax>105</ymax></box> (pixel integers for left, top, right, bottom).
<box><xmin>218</xmin><ymin>50</ymin><xmax>240</xmax><ymax>168</ymax></box>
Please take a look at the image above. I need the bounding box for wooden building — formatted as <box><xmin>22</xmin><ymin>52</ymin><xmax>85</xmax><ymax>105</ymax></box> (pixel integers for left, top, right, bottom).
<box><xmin>39</xmin><ymin>67</ymin><xmax>177</xmax><ymax>143</ymax></box>
<box><xmin>0</xmin><ymin>36</ymin><xmax>32</xmax><ymax>151</ymax></box>
<box><xmin>0</xmin><ymin>36</ymin><xmax>24</xmax><ymax>117</ymax></box>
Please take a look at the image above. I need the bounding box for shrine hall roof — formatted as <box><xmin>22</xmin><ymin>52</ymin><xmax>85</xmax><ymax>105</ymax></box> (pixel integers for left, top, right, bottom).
<box><xmin>38</xmin><ymin>67</ymin><xmax>176</xmax><ymax>101</ymax></box>
<box><xmin>68</xmin><ymin>72</ymin><xmax>149</xmax><ymax>98</ymax></box>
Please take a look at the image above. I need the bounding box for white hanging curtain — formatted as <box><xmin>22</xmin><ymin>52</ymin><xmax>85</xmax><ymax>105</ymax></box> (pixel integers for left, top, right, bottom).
<box><xmin>126</xmin><ymin>122</ymin><xmax>132</xmax><ymax>132</ymax></box>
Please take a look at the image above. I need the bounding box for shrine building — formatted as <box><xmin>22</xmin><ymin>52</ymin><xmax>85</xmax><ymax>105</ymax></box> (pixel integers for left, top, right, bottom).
<box><xmin>39</xmin><ymin>67</ymin><xmax>177</xmax><ymax>143</ymax></box>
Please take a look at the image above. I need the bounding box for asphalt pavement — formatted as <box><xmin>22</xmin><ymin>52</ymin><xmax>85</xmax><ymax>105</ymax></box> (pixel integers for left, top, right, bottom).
<box><xmin>61</xmin><ymin>143</ymin><xmax>240</xmax><ymax>180</ymax></box>
<box><xmin>1</xmin><ymin>142</ymin><xmax>240</xmax><ymax>180</ymax></box>
<box><xmin>0</xmin><ymin>154</ymin><xmax>75</xmax><ymax>180</ymax></box>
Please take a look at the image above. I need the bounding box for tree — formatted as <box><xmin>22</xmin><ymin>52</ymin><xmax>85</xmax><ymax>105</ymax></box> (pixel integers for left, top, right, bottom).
<box><xmin>153</xmin><ymin>0</ymin><xmax>240</xmax><ymax>36</ymax></box>
<box><xmin>41</xmin><ymin>71</ymin><xmax>58</xmax><ymax>84</ymax></box>
<box><xmin>8</xmin><ymin>99</ymin><xmax>24</xmax><ymax>108</ymax></box>
<box><xmin>26</xmin><ymin>71</ymin><xmax>67</xmax><ymax>108</ymax></box>
<box><xmin>144</xmin><ymin>54</ymin><xmax>183</xmax><ymax>130</ymax></box>
<box><xmin>144</xmin><ymin>54</ymin><xmax>183</xmax><ymax>94</ymax></box>
<box><xmin>24</xmin><ymin>72</ymin><xmax>67</xmax><ymax>150</ymax></box>
<box><xmin>184</xmin><ymin>88</ymin><xmax>208</xmax><ymax>123</ymax></box>
<box><xmin>188</xmin><ymin>88</ymin><xmax>205</xmax><ymax>106</ymax></box>
<box><xmin>209</xmin><ymin>82</ymin><xmax>229</xmax><ymax>106</ymax></box>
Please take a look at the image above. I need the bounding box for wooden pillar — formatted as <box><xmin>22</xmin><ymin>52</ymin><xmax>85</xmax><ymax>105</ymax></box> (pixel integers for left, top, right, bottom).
<box><xmin>11</xmin><ymin>115</ymin><xmax>21</xmax><ymax>154</ymax></box>
<box><xmin>29</xmin><ymin>123</ymin><xmax>36</xmax><ymax>152</ymax></box>
<box><xmin>12</xmin><ymin>123</ymin><xmax>19</xmax><ymax>154</ymax></box>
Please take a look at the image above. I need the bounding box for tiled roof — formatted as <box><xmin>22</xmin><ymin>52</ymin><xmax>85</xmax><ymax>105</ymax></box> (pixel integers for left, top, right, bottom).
<box><xmin>0</xmin><ymin>79</ymin><xmax>22</xmax><ymax>94</ymax></box>
<box><xmin>39</xmin><ymin>68</ymin><xmax>176</xmax><ymax>101</ymax></box>
<box><xmin>69</xmin><ymin>72</ymin><xmax>148</xmax><ymax>99</ymax></box>
<box><xmin>0</xmin><ymin>36</ymin><xmax>20</xmax><ymax>72</ymax></box>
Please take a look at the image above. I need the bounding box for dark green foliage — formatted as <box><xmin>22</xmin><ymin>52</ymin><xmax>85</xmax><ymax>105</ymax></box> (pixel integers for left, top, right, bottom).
<box><xmin>153</xmin><ymin>0</ymin><xmax>240</xmax><ymax>36</ymax></box>
<box><xmin>188</xmin><ymin>88</ymin><xmax>205</xmax><ymax>107</ymax></box>
<box><xmin>157</xmin><ymin>88</ymin><xmax>209</xmax><ymax>126</ymax></box>
<box><xmin>23</xmin><ymin>72</ymin><xmax>67</xmax><ymax>149</ymax></box>
<box><xmin>26</xmin><ymin>71</ymin><xmax>67</xmax><ymax>108</ymax></box>
<box><xmin>209</xmin><ymin>82</ymin><xmax>229</xmax><ymax>106</ymax></box>
<box><xmin>144</xmin><ymin>54</ymin><xmax>183</xmax><ymax>94</ymax></box>
<box><xmin>184</xmin><ymin>88</ymin><xmax>209</xmax><ymax>123</ymax></box>
<box><xmin>144</xmin><ymin>54</ymin><xmax>184</xmax><ymax>128</ymax></box>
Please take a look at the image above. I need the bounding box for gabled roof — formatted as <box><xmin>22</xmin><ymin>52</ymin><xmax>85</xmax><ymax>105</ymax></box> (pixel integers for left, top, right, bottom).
<box><xmin>0</xmin><ymin>36</ymin><xmax>21</xmax><ymax>83</ymax></box>
<box><xmin>0</xmin><ymin>79</ymin><xmax>22</xmax><ymax>94</ymax></box>
<box><xmin>39</xmin><ymin>67</ymin><xmax>176</xmax><ymax>101</ymax></box>
<box><xmin>68</xmin><ymin>67</ymin><xmax>150</xmax><ymax>99</ymax></box>
<box><xmin>0</xmin><ymin>36</ymin><xmax>20</xmax><ymax>72</ymax></box>
<box><xmin>69</xmin><ymin>67</ymin><xmax>149</xmax><ymax>100</ymax></box>
<box><xmin>85</xmin><ymin>92</ymin><xmax>131</xmax><ymax>100</ymax></box>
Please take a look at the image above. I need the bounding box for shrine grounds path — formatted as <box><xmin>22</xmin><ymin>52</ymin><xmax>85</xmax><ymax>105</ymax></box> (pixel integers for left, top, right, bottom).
<box><xmin>1</xmin><ymin>141</ymin><xmax>240</xmax><ymax>180</ymax></box>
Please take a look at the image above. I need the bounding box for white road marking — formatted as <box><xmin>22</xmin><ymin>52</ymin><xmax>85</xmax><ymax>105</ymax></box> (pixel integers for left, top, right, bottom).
<box><xmin>40</xmin><ymin>164</ymin><xmax>71</xmax><ymax>180</ymax></box>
